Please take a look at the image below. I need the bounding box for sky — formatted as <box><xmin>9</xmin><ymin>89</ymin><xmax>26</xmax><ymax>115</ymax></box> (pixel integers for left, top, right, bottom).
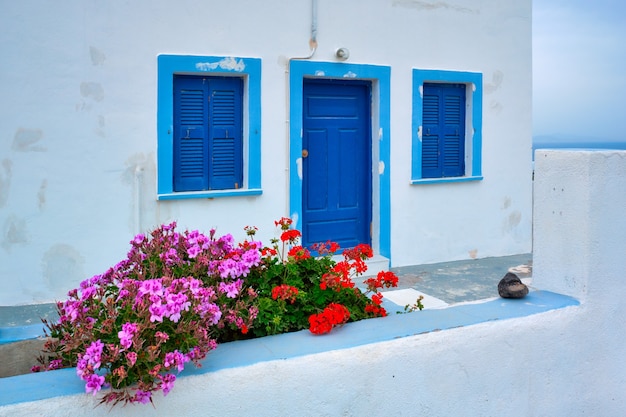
<box><xmin>533</xmin><ymin>0</ymin><xmax>626</xmax><ymax>142</ymax></box>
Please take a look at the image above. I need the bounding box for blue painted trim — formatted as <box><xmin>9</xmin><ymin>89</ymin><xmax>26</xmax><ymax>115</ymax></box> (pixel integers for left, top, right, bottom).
<box><xmin>0</xmin><ymin>290</ymin><xmax>579</xmax><ymax>406</ymax></box>
<box><xmin>158</xmin><ymin>188</ymin><xmax>263</xmax><ymax>200</ymax></box>
<box><xmin>410</xmin><ymin>175</ymin><xmax>484</xmax><ymax>185</ymax></box>
<box><xmin>0</xmin><ymin>324</ymin><xmax>46</xmax><ymax>345</ymax></box>
<box><xmin>289</xmin><ymin>61</ymin><xmax>392</xmax><ymax>259</ymax></box>
<box><xmin>411</xmin><ymin>69</ymin><xmax>483</xmax><ymax>181</ymax></box>
<box><xmin>157</xmin><ymin>55</ymin><xmax>262</xmax><ymax>199</ymax></box>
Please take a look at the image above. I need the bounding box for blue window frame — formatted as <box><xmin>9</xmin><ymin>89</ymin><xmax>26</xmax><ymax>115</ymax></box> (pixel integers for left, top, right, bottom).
<box><xmin>157</xmin><ymin>55</ymin><xmax>261</xmax><ymax>200</ymax></box>
<box><xmin>412</xmin><ymin>69</ymin><xmax>483</xmax><ymax>184</ymax></box>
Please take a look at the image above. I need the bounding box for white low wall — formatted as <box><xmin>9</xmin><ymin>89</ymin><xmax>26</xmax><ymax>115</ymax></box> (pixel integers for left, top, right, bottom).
<box><xmin>1</xmin><ymin>150</ymin><xmax>624</xmax><ymax>416</ymax></box>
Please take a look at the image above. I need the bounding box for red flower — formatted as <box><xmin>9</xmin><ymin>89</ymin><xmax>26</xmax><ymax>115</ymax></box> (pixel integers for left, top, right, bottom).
<box><xmin>378</xmin><ymin>271</ymin><xmax>399</xmax><ymax>288</ymax></box>
<box><xmin>271</xmin><ymin>284</ymin><xmax>299</xmax><ymax>303</ymax></box>
<box><xmin>353</xmin><ymin>259</ymin><xmax>368</xmax><ymax>275</ymax></box>
<box><xmin>311</xmin><ymin>241</ymin><xmax>341</xmax><ymax>256</ymax></box>
<box><xmin>309</xmin><ymin>313</ymin><xmax>333</xmax><ymax>335</ymax></box>
<box><xmin>332</xmin><ymin>261</ymin><xmax>351</xmax><ymax>279</ymax></box>
<box><xmin>326</xmin><ymin>303</ymin><xmax>350</xmax><ymax>324</ymax></box>
<box><xmin>365</xmin><ymin>304</ymin><xmax>387</xmax><ymax>317</ymax></box>
<box><xmin>319</xmin><ymin>261</ymin><xmax>357</xmax><ymax>292</ymax></box>
<box><xmin>371</xmin><ymin>292</ymin><xmax>384</xmax><ymax>305</ymax></box>
<box><xmin>364</xmin><ymin>270</ymin><xmax>399</xmax><ymax>291</ymax></box>
<box><xmin>261</xmin><ymin>247</ymin><xmax>277</xmax><ymax>257</ymax></box>
<box><xmin>288</xmin><ymin>245</ymin><xmax>310</xmax><ymax>261</ymax></box>
<box><xmin>274</xmin><ymin>217</ymin><xmax>293</xmax><ymax>230</ymax></box>
<box><xmin>343</xmin><ymin>244</ymin><xmax>374</xmax><ymax>261</ymax></box>
<box><xmin>280</xmin><ymin>229</ymin><xmax>301</xmax><ymax>243</ymax></box>
<box><xmin>308</xmin><ymin>303</ymin><xmax>350</xmax><ymax>335</ymax></box>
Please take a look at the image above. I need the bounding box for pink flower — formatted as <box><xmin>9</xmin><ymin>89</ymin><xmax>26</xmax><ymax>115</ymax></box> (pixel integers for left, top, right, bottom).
<box><xmin>160</xmin><ymin>248</ymin><xmax>180</xmax><ymax>265</ymax></box>
<box><xmin>160</xmin><ymin>374</ymin><xmax>176</xmax><ymax>396</ymax></box>
<box><xmin>61</xmin><ymin>300</ymin><xmax>84</xmax><ymax>323</ymax></box>
<box><xmin>85</xmin><ymin>373</ymin><xmax>106</xmax><ymax>395</ymax></box>
<box><xmin>118</xmin><ymin>322</ymin><xmax>139</xmax><ymax>349</ymax></box>
<box><xmin>219</xmin><ymin>279</ymin><xmax>242</xmax><ymax>298</ymax></box>
<box><xmin>126</xmin><ymin>351</ymin><xmax>138</xmax><ymax>367</ymax></box>
<box><xmin>197</xmin><ymin>302</ymin><xmax>222</xmax><ymax>325</ymax></box>
<box><xmin>164</xmin><ymin>291</ymin><xmax>191</xmax><ymax>323</ymax></box>
<box><xmin>149</xmin><ymin>303</ymin><xmax>166</xmax><ymax>323</ymax></box>
<box><xmin>133</xmin><ymin>390</ymin><xmax>151</xmax><ymax>404</ymax></box>
<box><xmin>164</xmin><ymin>350</ymin><xmax>188</xmax><ymax>373</ymax></box>
<box><xmin>138</xmin><ymin>279</ymin><xmax>163</xmax><ymax>297</ymax></box>
<box><xmin>132</xmin><ymin>233</ymin><xmax>145</xmax><ymax>245</ymax></box>
<box><xmin>162</xmin><ymin>221</ymin><xmax>176</xmax><ymax>230</ymax></box>
<box><xmin>187</xmin><ymin>244</ymin><xmax>201</xmax><ymax>259</ymax></box>
<box><xmin>48</xmin><ymin>359</ymin><xmax>63</xmax><ymax>370</ymax></box>
<box><xmin>84</xmin><ymin>340</ymin><xmax>104</xmax><ymax>369</ymax></box>
<box><xmin>185</xmin><ymin>278</ymin><xmax>202</xmax><ymax>295</ymax></box>
<box><xmin>76</xmin><ymin>358</ymin><xmax>89</xmax><ymax>379</ymax></box>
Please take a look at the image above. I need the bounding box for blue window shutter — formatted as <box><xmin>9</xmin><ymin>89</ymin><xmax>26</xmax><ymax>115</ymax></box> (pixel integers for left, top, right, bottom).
<box><xmin>442</xmin><ymin>85</ymin><xmax>465</xmax><ymax>177</ymax></box>
<box><xmin>208</xmin><ymin>78</ymin><xmax>243</xmax><ymax>190</ymax></box>
<box><xmin>422</xmin><ymin>91</ymin><xmax>441</xmax><ymax>178</ymax></box>
<box><xmin>172</xmin><ymin>76</ymin><xmax>243</xmax><ymax>192</ymax></box>
<box><xmin>173</xmin><ymin>75</ymin><xmax>209</xmax><ymax>191</ymax></box>
<box><xmin>422</xmin><ymin>83</ymin><xmax>466</xmax><ymax>178</ymax></box>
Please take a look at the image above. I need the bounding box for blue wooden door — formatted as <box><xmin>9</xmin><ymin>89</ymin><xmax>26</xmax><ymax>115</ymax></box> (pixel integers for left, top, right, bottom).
<box><xmin>302</xmin><ymin>79</ymin><xmax>372</xmax><ymax>250</ymax></box>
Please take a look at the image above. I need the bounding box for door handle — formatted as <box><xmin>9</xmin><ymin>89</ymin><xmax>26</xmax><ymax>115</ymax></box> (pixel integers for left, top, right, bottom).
<box><xmin>302</xmin><ymin>149</ymin><xmax>309</xmax><ymax>158</ymax></box>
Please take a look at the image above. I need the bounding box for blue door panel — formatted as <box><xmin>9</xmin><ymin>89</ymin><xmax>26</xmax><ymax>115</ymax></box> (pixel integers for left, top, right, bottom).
<box><xmin>302</xmin><ymin>79</ymin><xmax>371</xmax><ymax>250</ymax></box>
<box><xmin>307</xmin><ymin>96</ymin><xmax>360</xmax><ymax>118</ymax></box>
<box><xmin>304</xmin><ymin>129</ymin><xmax>329</xmax><ymax>211</ymax></box>
<box><xmin>306</xmin><ymin>219</ymin><xmax>360</xmax><ymax>249</ymax></box>
<box><xmin>338</xmin><ymin>128</ymin><xmax>360</xmax><ymax>208</ymax></box>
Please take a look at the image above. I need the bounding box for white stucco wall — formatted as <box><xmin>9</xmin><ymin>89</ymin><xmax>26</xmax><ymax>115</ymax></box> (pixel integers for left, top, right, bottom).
<box><xmin>0</xmin><ymin>0</ymin><xmax>532</xmax><ymax>306</ymax></box>
<box><xmin>0</xmin><ymin>150</ymin><xmax>623</xmax><ymax>416</ymax></box>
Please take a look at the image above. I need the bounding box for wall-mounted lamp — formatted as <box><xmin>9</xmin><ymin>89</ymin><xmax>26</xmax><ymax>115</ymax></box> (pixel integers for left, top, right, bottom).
<box><xmin>335</xmin><ymin>47</ymin><xmax>350</xmax><ymax>61</ymax></box>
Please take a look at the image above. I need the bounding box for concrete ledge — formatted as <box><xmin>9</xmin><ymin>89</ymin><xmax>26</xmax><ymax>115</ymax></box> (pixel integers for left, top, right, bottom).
<box><xmin>0</xmin><ymin>290</ymin><xmax>578</xmax><ymax>408</ymax></box>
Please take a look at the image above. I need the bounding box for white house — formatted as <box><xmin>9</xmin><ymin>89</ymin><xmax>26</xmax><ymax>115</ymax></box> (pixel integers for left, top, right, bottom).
<box><xmin>0</xmin><ymin>0</ymin><xmax>532</xmax><ymax>306</ymax></box>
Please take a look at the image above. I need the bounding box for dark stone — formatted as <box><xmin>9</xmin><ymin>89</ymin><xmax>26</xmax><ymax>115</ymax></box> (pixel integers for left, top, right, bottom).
<box><xmin>498</xmin><ymin>272</ymin><xmax>529</xmax><ymax>299</ymax></box>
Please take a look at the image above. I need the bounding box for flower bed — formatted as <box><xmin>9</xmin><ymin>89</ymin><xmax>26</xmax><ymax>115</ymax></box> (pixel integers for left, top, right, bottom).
<box><xmin>33</xmin><ymin>218</ymin><xmax>416</xmax><ymax>406</ymax></box>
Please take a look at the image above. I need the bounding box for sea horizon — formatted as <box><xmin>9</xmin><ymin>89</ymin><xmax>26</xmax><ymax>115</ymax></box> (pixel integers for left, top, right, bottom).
<box><xmin>532</xmin><ymin>134</ymin><xmax>626</xmax><ymax>159</ymax></box>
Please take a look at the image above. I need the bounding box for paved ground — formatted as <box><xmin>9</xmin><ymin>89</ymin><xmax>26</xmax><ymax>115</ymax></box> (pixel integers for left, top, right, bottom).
<box><xmin>389</xmin><ymin>253</ymin><xmax>532</xmax><ymax>304</ymax></box>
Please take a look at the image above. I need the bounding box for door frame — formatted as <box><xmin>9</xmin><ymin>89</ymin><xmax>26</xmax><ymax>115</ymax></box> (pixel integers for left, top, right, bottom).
<box><xmin>288</xmin><ymin>61</ymin><xmax>391</xmax><ymax>260</ymax></box>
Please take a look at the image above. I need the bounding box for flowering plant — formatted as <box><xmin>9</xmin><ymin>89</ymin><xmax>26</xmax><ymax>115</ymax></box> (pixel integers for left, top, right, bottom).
<box><xmin>243</xmin><ymin>217</ymin><xmax>399</xmax><ymax>336</ymax></box>
<box><xmin>34</xmin><ymin>217</ymin><xmax>405</xmax><ymax>406</ymax></box>
<box><xmin>34</xmin><ymin>223</ymin><xmax>261</xmax><ymax>405</ymax></box>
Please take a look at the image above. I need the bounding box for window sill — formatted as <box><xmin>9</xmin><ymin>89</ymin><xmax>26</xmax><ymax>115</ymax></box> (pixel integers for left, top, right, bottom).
<box><xmin>157</xmin><ymin>188</ymin><xmax>263</xmax><ymax>201</ymax></box>
<box><xmin>0</xmin><ymin>290</ymin><xmax>578</xmax><ymax>406</ymax></box>
<box><xmin>410</xmin><ymin>175</ymin><xmax>483</xmax><ymax>185</ymax></box>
